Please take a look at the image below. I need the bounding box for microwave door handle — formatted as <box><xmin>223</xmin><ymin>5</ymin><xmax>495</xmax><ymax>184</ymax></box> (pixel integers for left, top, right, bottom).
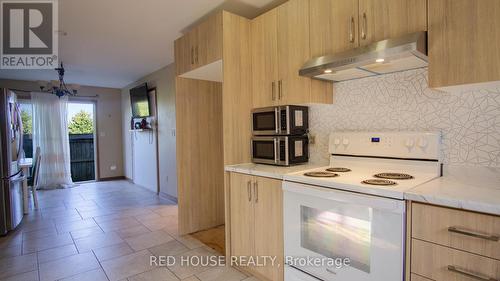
<box><xmin>274</xmin><ymin>138</ymin><xmax>278</xmax><ymax>164</ymax></box>
<box><xmin>274</xmin><ymin>107</ymin><xmax>279</xmax><ymax>134</ymax></box>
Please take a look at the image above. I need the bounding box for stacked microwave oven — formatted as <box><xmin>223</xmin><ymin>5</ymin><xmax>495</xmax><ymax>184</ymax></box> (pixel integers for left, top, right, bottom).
<box><xmin>251</xmin><ymin>105</ymin><xmax>309</xmax><ymax>166</ymax></box>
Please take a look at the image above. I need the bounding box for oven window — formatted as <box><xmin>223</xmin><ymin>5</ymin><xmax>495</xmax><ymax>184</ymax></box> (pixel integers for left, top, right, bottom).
<box><xmin>300</xmin><ymin>206</ymin><xmax>372</xmax><ymax>273</ymax></box>
<box><xmin>253</xmin><ymin>141</ymin><xmax>275</xmax><ymax>160</ymax></box>
<box><xmin>253</xmin><ymin>112</ymin><xmax>276</xmax><ymax>131</ymax></box>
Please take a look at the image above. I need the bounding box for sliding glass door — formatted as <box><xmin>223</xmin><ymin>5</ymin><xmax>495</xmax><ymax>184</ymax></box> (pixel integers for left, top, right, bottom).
<box><xmin>67</xmin><ymin>101</ymin><xmax>96</xmax><ymax>182</ymax></box>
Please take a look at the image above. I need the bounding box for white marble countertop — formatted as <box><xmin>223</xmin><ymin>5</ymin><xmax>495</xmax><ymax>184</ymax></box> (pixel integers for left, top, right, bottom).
<box><xmin>225</xmin><ymin>163</ymin><xmax>324</xmax><ymax>180</ymax></box>
<box><xmin>226</xmin><ymin>163</ymin><xmax>500</xmax><ymax>216</ymax></box>
<box><xmin>406</xmin><ymin>165</ymin><xmax>500</xmax><ymax>216</ymax></box>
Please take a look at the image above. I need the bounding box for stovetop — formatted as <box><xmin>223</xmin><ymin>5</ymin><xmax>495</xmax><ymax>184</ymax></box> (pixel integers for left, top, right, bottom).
<box><xmin>283</xmin><ymin>157</ymin><xmax>441</xmax><ymax>199</ymax></box>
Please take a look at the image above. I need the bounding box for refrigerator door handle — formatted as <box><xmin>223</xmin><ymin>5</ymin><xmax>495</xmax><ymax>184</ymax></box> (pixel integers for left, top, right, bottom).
<box><xmin>1</xmin><ymin>170</ymin><xmax>23</xmax><ymax>181</ymax></box>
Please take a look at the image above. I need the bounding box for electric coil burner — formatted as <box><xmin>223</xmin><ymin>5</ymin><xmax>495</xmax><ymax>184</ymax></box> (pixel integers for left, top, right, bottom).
<box><xmin>362</xmin><ymin>179</ymin><xmax>398</xmax><ymax>186</ymax></box>
<box><xmin>304</xmin><ymin>171</ymin><xmax>339</xmax><ymax>178</ymax></box>
<box><xmin>374</xmin><ymin>173</ymin><xmax>414</xmax><ymax>180</ymax></box>
<box><xmin>326</xmin><ymin>167</ymin><xmax>352</xmax><ymax>172</ymax></box>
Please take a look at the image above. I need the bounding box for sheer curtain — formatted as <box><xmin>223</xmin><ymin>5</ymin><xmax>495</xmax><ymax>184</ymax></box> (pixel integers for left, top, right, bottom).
<box><xmin>31</xmin><ymin>92</ymin><xmax>74</xmax><ymax>189</ymax></box>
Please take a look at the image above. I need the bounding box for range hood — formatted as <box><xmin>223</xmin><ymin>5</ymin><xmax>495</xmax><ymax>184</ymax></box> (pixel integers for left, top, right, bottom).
<box><xmin>299</xmin><ymin>31</ymin><xmax>428</xmax><ymax>82</ymax></box>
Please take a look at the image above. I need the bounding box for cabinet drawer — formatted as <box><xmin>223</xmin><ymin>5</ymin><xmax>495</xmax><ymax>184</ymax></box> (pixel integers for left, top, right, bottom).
<box><xmin>412</xmin><ymin>239</ymin><xmax>500</xmax><ymax>281</ymax></box>
<box><xmin>412</xmin><ymin>203</ymin><xmax>500</xmax><ymax>260</ymax></box>
<box><xmin>411</xmin><ymin>274</ymin><xmax>433</xmax><ymax>281</ymax></box>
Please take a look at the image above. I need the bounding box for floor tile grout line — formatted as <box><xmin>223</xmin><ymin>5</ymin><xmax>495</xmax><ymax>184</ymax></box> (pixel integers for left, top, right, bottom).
<box><xmin>90</xmin><ymin>249</ymin><xmax>111</xmax><ymax>281</ymax></box>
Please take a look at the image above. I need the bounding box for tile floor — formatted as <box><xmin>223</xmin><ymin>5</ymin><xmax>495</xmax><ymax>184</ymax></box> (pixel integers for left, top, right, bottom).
<box><xmin>0</xmin><ymin>181</ymin><xmax>256</xmax><ymax>281</ymax></box>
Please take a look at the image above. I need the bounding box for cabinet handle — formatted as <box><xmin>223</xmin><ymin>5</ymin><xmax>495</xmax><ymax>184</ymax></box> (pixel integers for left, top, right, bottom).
<box><xmin>271</xmin><ymin>81</ymin><xmax>276</xmax><ymax>101</ymax></box>
<box><xmin>448</xmin><ymin>226</ymin><xmax>499</xmax><ymax>242</ymax></box>
<box><xmin>190</xmin><ymin>47</ymin><xmax>194</xmax><ymax>64</ymax></box>
<box><xmin>247</xmin><ymin>180</ymin><xmax>252</xmax><ymax>202</ymax></box>
<box><xmin>447</xmin><ymin>265</ymin><xmax>498</xmax><ymax>281</ymax></box>
<box><xmin>278</xmin><ymin>80</ymin><xmax>283</xmax><ymax>100</ymax></box>
<box><xmin>195</xmin><ymin>46</ymin><xmax>199</xmax><ymax>64</ymax></box>
<box><xmin>361</xmin><ymin>12</ymin><xmax>367</xmax><ymax>40</ymax></box>
<box><xmin>349</xmin><ymin>16</ymin><xmax>355</xmax><ymax>43</ymax></box>
<box><xmin>253</xmin><ymin>181</ymin><xmax>258</xmax><ymax>203</ymax></box>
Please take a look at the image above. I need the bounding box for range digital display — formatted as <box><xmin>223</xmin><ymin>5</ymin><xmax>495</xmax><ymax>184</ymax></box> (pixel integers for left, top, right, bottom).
<box><xmin>371</xmin><ymin>137</ymin><xmax>380</xmax><ymax>143</ymax></box>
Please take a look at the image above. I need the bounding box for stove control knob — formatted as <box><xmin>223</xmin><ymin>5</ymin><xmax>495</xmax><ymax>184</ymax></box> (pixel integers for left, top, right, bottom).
<box><xmin>417</xmin><ymin>137</ymin><xmax>428</xmax><ymax>149</ymax></box>
<box><xmin>342</xmin><ymin>138</ymin><xmax>349</xmax><ymax>145</ymax></box>
<box><xmin>334</xmin><ymin>138</ymin><xmax>341</xmax><ymax>145</ymax></box>
<box><xmin>405</xmin><ymin>138</ymin><xmax>415</xmax><ymax>149</ymax></box>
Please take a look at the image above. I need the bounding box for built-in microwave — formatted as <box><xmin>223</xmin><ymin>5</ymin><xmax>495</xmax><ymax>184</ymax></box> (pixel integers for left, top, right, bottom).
<box><xmin>252</xmin><ymin>135</ymin><xmax>309</xmax><ymax>166</ymax></box>
<box><xmin>252</xmin><ymin>105</ymin><xmax>308</xmax><ymax>136</ymax></box>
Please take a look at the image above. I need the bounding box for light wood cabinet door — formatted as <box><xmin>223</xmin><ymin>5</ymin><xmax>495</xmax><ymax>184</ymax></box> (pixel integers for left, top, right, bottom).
<box><xmin>253</xmin><ymin>176</ymin><xmax>284</xmax><ymax>281</ymax></box>
<box><xmin>412</xmin><ymin>239</ymin><xmax>500</xmax><ymax>281</ymax></box>
<box><xmin>309</xmin><ymin>0</ymin><xmax>358</xmax><ymax>103</ymax></box>
<box><xmin>277</xmin><ymin>0</ymin><xmax>311</xmax><ymax>105</ymax></box>
<box><xmin>174</xmin><ymin>32</ymin><xmax>194</xmax><ymax>75</ymax></box>
<box><xmin>251</xmin><ymin>9</ymin><xmax>279</xmax><ymax>108</ymax></box>
<box><xmin>412</xmin><ymin>203</ymin><xmax>500</xmax><ymax>260</ymax></box>
<box><xmin>310</xmin><ymin>0</ymin><xmax>359</xmax><ymax>57</ymax></box>
<box><xmin>428</xmin><ymin>0</ymin><xmax>500</xmax><ymax>88</ymax></box>
<box><xmin>411</xmin><ymin>274</ymin><xmax>433</xmax><ymax>281</ymax></box>
<box><xmin>358</xmin><ymin>0</ymin><xmax>427</xmax><ymax>46</ymax></box>
<box><xmin>196</xmin><ymin>12</ymin><xmax>223</xmax><ymax>67</ymax></box>
<box><xmin>229</xmin><ymin>173</ymin><xmax>255</xmax><ymax>259</ymax></box>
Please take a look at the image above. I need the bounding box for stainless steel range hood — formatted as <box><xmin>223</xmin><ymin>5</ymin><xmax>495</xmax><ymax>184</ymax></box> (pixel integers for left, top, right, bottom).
<box><xmin>299</xmin><ymin>31</ymin><xmax>428</xmax><ymax>82</ymax></box>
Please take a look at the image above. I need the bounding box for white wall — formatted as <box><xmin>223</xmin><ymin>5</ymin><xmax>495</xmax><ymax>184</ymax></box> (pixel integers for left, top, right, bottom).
<box><xmin>122</xmin><ymin>64</ymin><xmax>177</xmax><ymax>198</ymax></box>
<box><xmin>0</xmin><ymin>79</ymin><xmax>124</xmax><ymax>179</ymax></box>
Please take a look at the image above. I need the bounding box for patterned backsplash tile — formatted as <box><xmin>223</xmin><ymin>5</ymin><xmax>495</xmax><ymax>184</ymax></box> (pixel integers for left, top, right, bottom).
<box><xmin>309</xmin><ymin>68</ymin><xmax>500</xmax><ymax>167</ymax></box>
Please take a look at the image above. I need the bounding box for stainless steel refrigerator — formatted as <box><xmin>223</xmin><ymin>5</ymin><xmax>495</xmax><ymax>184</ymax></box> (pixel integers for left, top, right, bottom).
<box><xmin>0</xmin><ymin>88</ymin><xmax>25</xmax><ymax>235</ymax></box>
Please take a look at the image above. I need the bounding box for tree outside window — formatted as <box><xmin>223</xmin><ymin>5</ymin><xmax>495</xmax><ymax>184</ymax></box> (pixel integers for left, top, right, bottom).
<box><xmin>68</xmin><ymin>110</ymin><xmax>94</xmax><ymax>134</ymax></box>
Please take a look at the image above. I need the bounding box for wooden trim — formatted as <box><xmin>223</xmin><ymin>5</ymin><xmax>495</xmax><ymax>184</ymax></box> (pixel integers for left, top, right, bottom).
<box><xmin>405</xmin><ymin>201</ymin><xmax>412</xmax><ymax>281</ymax></box>
<box><xmin>98</xmin><ymin>176</ymin><xmax>125</xmax><ymax>181</ymax></box>
<box><xmin>147</xmin><ymin>87</ymin><xmax>160</xmax><ymax>194</ymax></box>
<box><xmin>224</xmin><ymin>172</ymin><xmax>232</xmax><ymax>258</ymax></box>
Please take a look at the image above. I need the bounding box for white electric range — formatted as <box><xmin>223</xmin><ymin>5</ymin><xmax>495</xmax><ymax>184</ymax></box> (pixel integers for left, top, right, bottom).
<box><xmin>282</xmin><ymin>131</ymin><xmax>442</xmax><ymax>281</ymax></box>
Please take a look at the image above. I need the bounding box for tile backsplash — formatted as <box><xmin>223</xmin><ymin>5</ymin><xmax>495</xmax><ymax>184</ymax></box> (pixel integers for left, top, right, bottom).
<box><xmin>309</xmin><ymin>68</ymin><xmax>500</xmax><ymax>167</ymax></box>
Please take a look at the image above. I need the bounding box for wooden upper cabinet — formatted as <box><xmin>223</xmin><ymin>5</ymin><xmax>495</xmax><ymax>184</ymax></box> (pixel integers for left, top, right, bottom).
<box><xmin>197</xmin><ymin>12</ymin><xmax>223</xmax><ymax>68</ymax></box>
<box><xmin>428</xmin><ymin>0</ymin><xmax>500</xmax><ymax>88</ymax></box>
<box><xmin>277</xmin><ymin>0</ymin><xmax>311</xmax><ymax>105</ymax></box>
<box><xmin>174</xmin><ymin>31</ymin><xmax>194</xmax><ymax>75</ymax></box>
<box><xmin>310</xmin><ymin>0</ymin><xmax>359</xmax><ymax>57</ymax></box>
<box><xmin>251</xmin><ymin>9</ymin><xmax>279</xmax><ymax>108</ymax></box>
<box><xmin>358</xmin><ymin>0</ymin><xmax>427</xmax><ymax>46</ymax></box>
<box><xmin>175</xmin><ymin>12</ymin><xmax>223</xmax><ymax>76</ymax></box>
<box><xmin>309</xmin><ymin>0</ymin><xmax>358</xmax><ymax>103</ymax></box>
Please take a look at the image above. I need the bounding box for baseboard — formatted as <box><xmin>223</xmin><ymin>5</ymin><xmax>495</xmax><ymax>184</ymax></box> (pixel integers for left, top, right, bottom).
<box><xmin>159</xmin><ymin>191</ymin><xmax>178</xmax><ymax>203</ymax></box>
<box><xmin>98</xmin><ymin>176</ymin><xmax>126</xmax><ymax>181</ymax></box>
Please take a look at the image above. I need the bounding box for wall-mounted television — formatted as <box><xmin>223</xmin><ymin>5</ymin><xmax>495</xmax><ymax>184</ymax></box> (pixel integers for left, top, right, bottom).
<box><xmin>130</xmin><ymin>83</ymin><xmax>151</xmax><ymax>118</ymax></box>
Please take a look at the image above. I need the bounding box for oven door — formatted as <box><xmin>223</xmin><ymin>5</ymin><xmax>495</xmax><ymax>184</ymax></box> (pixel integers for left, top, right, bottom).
<box><xmin>252</xmin><ymin>107</ymin><xmax>279</xmax><ymax>135</ymax></box>
<box><xmin>283</xmin><ymin>181</ymin><xmax>405</xmax><ymax>281</ymax></box>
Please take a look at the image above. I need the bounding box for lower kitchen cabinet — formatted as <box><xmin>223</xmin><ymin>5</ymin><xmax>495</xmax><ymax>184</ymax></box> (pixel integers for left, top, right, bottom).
<box><xmin>229</xmin><ymin>172</ymin><xmax>284</xmax><ymax>281</ymax></box>
<box><xmin>409</xmin><ymin>202</ymin><xmax>500</xmax><ymax>281</ymax></box>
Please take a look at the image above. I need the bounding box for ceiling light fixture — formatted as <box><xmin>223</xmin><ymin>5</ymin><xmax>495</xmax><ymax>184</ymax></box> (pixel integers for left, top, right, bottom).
<box><xmin>39</xmin><ymin>62</ymin><xmax>78</xmax><ymax>98</ymax></box>
<box><xmin>375</xmin><ymin>58</ymin><xmax>385</xmax><ymax>63</ymax></box>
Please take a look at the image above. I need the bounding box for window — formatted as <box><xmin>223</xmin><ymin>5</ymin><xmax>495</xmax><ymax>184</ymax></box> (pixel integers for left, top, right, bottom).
<box><xmin>18</xmin><ymin>101</ymin><xmax>33</xmax><ymax>158</ymax></box>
